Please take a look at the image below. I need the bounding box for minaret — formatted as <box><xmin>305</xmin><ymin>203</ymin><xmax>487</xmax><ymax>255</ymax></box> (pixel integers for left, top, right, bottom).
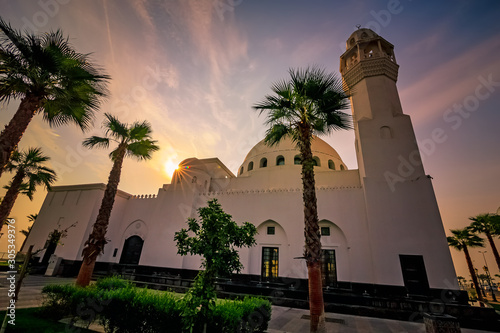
<box><xmin>339</xmin><ymin>28</ymin><xmax>458</xmax><ymax>291</ymax></box>
<box><xmin>340</xmin><ymin>28</ymin><xmax>425</xmax><ymax>187</ymax></box>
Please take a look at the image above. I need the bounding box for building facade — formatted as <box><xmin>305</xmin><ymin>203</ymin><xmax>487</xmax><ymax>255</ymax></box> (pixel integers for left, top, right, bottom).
<box><xmin>25</xmin><ymin>29</ymin><xmax>459</xmax><ymax>295</ymax></box>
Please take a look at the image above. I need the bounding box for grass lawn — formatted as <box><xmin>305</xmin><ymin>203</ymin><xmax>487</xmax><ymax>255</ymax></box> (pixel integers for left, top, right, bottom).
<box><xmin>0</xmin><ymin>307</ymin><xmax>99</xmax><ymax>333</ymax></box>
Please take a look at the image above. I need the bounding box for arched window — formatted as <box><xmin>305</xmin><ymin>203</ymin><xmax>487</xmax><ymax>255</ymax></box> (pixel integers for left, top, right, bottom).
<box><xmin>239</xmin><ymin>166</ymin><xmax>244</xmax><ymax>175</ymax></box>
<box><xmin>276</xmin><ymin>155</ymin><xmax>285</xmax><ymax>166</ymax></box>
<box><xmin>248</xmin><ymin>161</ymin><xmax>254</xmax><ymax>171</ymax></box>
<box><xmin>294</xmin><ymin>155</ymin><xmax>301</xmax><ymax>165</ymax></box>
<box><xmin>328</xmin><ymin>160</ymin><xmax>335</xmax><ymax>170</ymax></box>
<box><xmin>260</xmin><ymin>158</ymin><xmax>267</xmax><ymax>168</ymax></box>
<box><xmin>340</xmin><ymin>164</ymin><xmax>345</xmax><ymax>170</ymax></box>
<box><xmin>313</xmin><ymin>157</ymin><xmax>321</xmax><ymax>167</ymax></box>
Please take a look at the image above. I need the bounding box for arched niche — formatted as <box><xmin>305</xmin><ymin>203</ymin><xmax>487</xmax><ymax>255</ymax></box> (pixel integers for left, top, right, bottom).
<box><xmin>318</xmin><ymin>219</ymin><xmax>350</xmax><ymax>283</ymax></box>
<box><xmin>380</xmin><ymin>126</ymin><xmax>393</xmax><ymax>139</ymax></box>
<box><xmin>248</xmin><ymin>220</ymin><xmax>289</xmax><ymax>281</ymax></box>
<box><xmin>118</xmin><ymin>220</ymin><xmax>148</xmax><ymax>265</ymax></box>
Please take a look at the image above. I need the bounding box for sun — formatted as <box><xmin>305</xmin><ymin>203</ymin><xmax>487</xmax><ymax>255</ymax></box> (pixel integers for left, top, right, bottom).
<box><xmin>163</xmin><ymin>160</ymin><xmax>179</xmax><ymax>179</ymax></box>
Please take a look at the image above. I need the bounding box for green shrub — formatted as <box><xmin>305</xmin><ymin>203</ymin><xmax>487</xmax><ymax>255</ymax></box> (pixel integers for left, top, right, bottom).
<box><xmin>41</xmin><ymin>278</ymin><xmax>271</xmax><ymax>333</ymax></box>
<box><xmin>40</xmin><ymin>284</ymin><xmax>81</xmax><ymax>320</ymax></box>
<box><xmin>211</xmin><ymin>297</ymin><xmax>271</xmax><ymax>333</ymax></box>
<box><xmin>95</xmin><ymin>275</ymin><xmax>133</xmax><ymax>290</ymax></box>
<box><xmin>99</xmin><ymin>287</ymin><xmax>182</xmax><ymax>333</ymax></box>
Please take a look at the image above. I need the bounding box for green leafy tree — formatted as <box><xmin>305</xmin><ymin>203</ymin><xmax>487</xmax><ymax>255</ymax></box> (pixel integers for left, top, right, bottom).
<box><xmin>75</xmin><ymin>114</ymin><xmax>159</xmax><ymax>287</ymax></box>
<box><xmin>41</xmin><ymin>221</ymin><xmax>77</xmax><ymax>264</ymax></box>
<box><xmin>0</xmin><ymin>148</ymin><xmax>56</xmax><ymax>233</ymax></box>
<box><xmin>0</xmin><ymin>18</ymin><xmax>110</xmax><ymax>176</ymax></box>
<box><xmin>253</xmin><ymin>66</ymin><xmax>351</xmax><ymax>333</ymax></box>
<box><xmin>174</xmin><ymin>199</ymin><xmax>257</xmax><ymax>332</ymax></box>
<box><xmin>469</xmin><ymin>213</ymin><xmax>500</xmax><ymax>271</ymax></box>
<box><xmin>447</xmin><ymin>228</ymin><xmax>485</xmax><ymax>302</ymax></box>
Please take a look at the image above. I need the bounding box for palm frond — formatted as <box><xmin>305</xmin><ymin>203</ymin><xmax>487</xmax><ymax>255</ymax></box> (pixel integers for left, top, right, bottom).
<box><xmin>126</xmin><ymin>139</ymin><xmax>160</xmax><ymax>161</ymax></box>
<box><xmin>447</xmin><ymin>228</ymin><xmax>485</xmax><ymax>251</ymax></box>
<box><xmin>255</xmin><ymin>65</ymin><xmax>352</xmax><ymax>146</ymax></box>
<box><xmin>103</xmin><ymin>113</ymin><xmax>129</xmax><ymax>140</ymax></box>
<box><xmin>26</xmin><ymin>168</ymin><xmax>57</xmax><ymax>199</ymax></box>
<box><xmin>264</xmin><ymin>124</ymin><xmax>292</xmax><ymax>146</ymax></box>
<box><xmin>0</xmin><ymin>18</ymin><xmax>33</xmax><ymax>62</ymax></box>
<box><xmin>129</xmin><ymin>120</ymin><xmax>153</xmax><ymax>141</ymax></box>
<box><xmin>82</xmin><ymin>136</ymin><xmax>110</xmax><ymax>149</ymax></box>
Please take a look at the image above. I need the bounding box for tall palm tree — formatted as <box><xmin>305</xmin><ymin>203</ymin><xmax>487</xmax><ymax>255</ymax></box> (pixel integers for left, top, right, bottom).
<box><xmin>0</xmin><ymin>147</ymin><xmax>56</xmax><ymax>232</ymax></box>
<box><xmin>0</xmin><ymin>18</ymin><xmax>109</xmax><ymax>176</ymax></box>
<box><xmin>75</xmin><ymin>113</ymin><xmax>159</xmax><ymax>287</ymax></box>
<box><xmin>253</xmin><ymin>67</ymin><xmax>351</xmax><ymax>333</ymax></box>
<box><xmin>447</xmin><ymin>228</ymin><xmax>485</xmax><ymax>302</ymax></box>
<box><xmin>469</xmin><ymin>213</ymin><xmax>500</xmax><ymax>271</ymax></box>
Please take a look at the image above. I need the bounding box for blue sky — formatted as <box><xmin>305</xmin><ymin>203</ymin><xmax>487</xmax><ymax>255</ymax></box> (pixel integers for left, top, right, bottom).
<box><xmin>1</xmin><ymin>0</ymin><xmax>500</xmax><ymax>278</ymax></box>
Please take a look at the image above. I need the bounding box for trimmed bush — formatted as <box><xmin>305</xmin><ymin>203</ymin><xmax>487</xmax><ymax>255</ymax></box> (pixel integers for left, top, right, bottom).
<box><xmin>95</xmin><ymin>275</ymin><xmax>133</xmax><ymax>290</ymax></box>
<box><xmin>211</xmin><ymin>297</ymin><xmax>272</xmax><ymax>333</ymax></box>
<box><xmin>41</xmin><ymin>277</ymin><xmax>271</xmax><ymax>333</ymax></box>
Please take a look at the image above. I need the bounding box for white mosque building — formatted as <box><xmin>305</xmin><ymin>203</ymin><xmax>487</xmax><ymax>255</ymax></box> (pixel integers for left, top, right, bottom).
<box><xmin>25</xmin><ymin>29</ymin><xmax>459</xmax><ymax>298</ymax></box>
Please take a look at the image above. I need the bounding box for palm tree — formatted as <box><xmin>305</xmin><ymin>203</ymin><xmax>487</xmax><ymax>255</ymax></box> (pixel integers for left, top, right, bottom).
<box><xmin>253</xmin><ymin>66</ymin><xmax>351</xmax><ymax>333</ymax></box>
<box><xmin>469</xmin><ymin>213</ymin><xmax>500</xmax><ymax>271</ymax></box>
<box><xmin>447</xmin><ymin>228</ymin><xmax>485</xmax><ymax>302</ymax></box>
<box><xmin>0</xmin><ymin>148</ymin><xmax>56</xmax><ymax>232</ymax></box>
<box><xmin>0</xmin><ymin>18</ymin><xmax>109</xmax><ymax>176</ymax></box>
<box><xmin>75</xmin><ymin>113</ymin><xmax>159</xmax><ymax>287</ymax></box>
<box><xmin>20</xmin><ymin>213</ymin><xmax>37</xmax><ymax>251</ymax></box>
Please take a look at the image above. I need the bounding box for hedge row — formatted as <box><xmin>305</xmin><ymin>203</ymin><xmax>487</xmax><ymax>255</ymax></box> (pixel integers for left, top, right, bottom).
<box><xmin>41</xmin><ymin>276</ymin><xmax>271</xmax><ymax>333</ymax></box>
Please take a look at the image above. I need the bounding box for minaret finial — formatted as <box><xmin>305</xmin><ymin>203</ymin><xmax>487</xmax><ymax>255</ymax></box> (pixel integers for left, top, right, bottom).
<box><xmin>356</xmin><ymin>24</ymin><xmax>361</xmax><ymax>30</ymax></box>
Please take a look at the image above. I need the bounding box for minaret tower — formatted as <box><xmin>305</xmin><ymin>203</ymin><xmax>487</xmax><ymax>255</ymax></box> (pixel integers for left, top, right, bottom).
<box><xmin>340</xmin><ymin>28</ymin><xmax>424</xmax><ymax>184</ymax></box>
<box><xmin>340</xmin><ymin>28</ymin><xmax>458</xmax><ymax>291</ymax></box>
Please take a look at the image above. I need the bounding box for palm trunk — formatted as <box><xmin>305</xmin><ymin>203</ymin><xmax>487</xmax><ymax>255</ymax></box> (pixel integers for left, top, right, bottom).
<box><xmin>0</xmin><ymin>95</ymin><xmax>41</xmax><ymax>177</ymax></box>
<box><xmin>0</xmin><ymin>170</ymin><xmax>25</xmax><ymax>233</ymax></box>
<box><xmin>298</xmin><ymin>127</ymin><xmax>325</xmax><ymax>333</ymax></box>
<box><xmin>485</xmin><ymin>232</ymin><xmax>500</xmax><ymax>272</ymax></box>
<box><xmin>76</xmin><ymin>145</ymin><xmax>127</xmax><ymax>287</ymax></box>
<box><xmin>463</xmin><ymin>246</ymin><xmax>483</xmax><ymax>302</ymax></box>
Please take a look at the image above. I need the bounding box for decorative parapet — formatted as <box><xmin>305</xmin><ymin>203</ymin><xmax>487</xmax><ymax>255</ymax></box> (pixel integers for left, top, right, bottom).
<box><xmin>200</xmin><ymin>185</ymin><xmax>362</xmax><ymax>196</ymax></box>
<box><xmin>131</xmin><ymin>194</ymin><xmax>157</xmax><ymax>199</ymax></box>
<box><xmin>342</xmin><ymin>56</ymin><xmax>399</xmax><ymax>89</ymax></box>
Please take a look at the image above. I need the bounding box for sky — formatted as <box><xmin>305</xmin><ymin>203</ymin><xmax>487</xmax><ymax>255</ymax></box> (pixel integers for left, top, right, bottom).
<box><xmin>1</xmin><ymin>0</ymin><xmax>499</xmax><ymax>281</ymax></box>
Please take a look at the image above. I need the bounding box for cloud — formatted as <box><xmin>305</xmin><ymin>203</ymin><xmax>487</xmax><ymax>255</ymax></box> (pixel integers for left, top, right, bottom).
<box><xmin>399</xmin><ymin>33</ymin><xmax>500</xmax><ymax>125</ymax></box>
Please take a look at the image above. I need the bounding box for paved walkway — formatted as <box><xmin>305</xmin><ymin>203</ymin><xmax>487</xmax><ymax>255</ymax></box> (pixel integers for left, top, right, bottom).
<box><xmin>0</xmin><ymin>273</ymin><xmax>495</xmax><ymax>333</ymax></box>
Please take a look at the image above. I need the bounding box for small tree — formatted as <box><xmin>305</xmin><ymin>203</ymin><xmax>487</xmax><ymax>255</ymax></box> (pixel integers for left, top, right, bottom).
<box><xmin>41</xmin><ymin>221</ymin><xmax>77</xmax><ymax>264</ymax></box>
<box><xmin>174</xmin><ymin>199</ymin><xmax>257</xmax><ymax>332</ymax></box>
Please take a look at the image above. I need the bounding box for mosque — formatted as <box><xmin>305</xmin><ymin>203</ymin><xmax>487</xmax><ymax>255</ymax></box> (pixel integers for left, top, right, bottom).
<box><xmin>25</xmin><ymin>28</ymin><xmax>459</xmax><ymax>298</ymax></box>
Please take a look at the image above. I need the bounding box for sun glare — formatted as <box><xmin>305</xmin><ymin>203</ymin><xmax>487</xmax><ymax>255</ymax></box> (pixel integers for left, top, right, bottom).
<box><xmin>164</xmin><ymin>160</ymin><xmax>179</xmax><ymax>179</ymax></box>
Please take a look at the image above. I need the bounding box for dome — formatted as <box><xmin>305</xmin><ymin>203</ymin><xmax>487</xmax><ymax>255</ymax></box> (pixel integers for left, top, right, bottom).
<box><xmin>237</xmin><ymin>136</ymin><xmax>347</xmax><ymax>177</ymax></box>
<box><xmin>346</xmin><ymin>28</ymin><xmax>378</xmax><ymax>50</ymax></box>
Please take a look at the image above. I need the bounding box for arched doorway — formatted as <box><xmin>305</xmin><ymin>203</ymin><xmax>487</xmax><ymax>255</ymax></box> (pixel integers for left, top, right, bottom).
<box><xmin>119</xmin><ymin>235</ymin><xmax>144</xmax><ymax>265</ymax></box>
